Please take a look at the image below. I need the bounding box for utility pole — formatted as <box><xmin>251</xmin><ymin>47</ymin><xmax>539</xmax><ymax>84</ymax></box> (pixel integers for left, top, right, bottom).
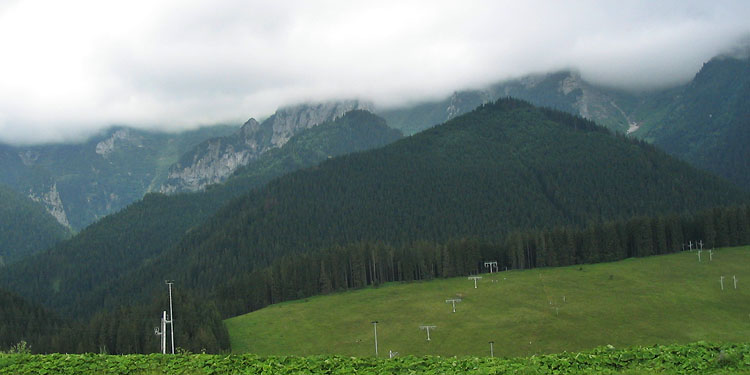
<box><xmin>445</xmin><ymin>298</ymin><xmax>462</xmax><ymax>313</ymax></box>
<box><xmin>371</xmin><ymin>321</ymin><xmax>378</xmax><ymax>357</ymax></box>
<box><xmin>166</xmin><ymin>281</ymin><xmax>175</xmax><ymax>354</ymax></box>
<box><xmin>419</xmin><ymin>325</ymin><xmax>436</xmax><ymax>341</ymax></box>
<box><xmin>489</xmin><ymin>341</ymin><xmax>494</xmax><ymax>357</ymax></box>
<box><xmin>484</xmin><ymin>261</ymin><xmax>498</xmax><ymax>273</ymax></box>
<box><xmin>468</xmin><ymin>276</ymin><xmax>483</xmax><ymax>288</ymax></box>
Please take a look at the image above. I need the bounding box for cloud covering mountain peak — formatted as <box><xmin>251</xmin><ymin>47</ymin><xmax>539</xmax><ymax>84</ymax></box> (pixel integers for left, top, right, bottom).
<box><xmin>1</xmin><ymin>0</ymin><xmax>749</xmax><ymax>144</ymax></box>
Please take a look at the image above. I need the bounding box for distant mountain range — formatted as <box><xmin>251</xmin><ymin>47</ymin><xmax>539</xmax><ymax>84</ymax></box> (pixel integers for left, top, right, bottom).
<box><xmin>0</xmin><ymin>102</ymin><xmax>375</xmax><ymax>231</ymax></box>
<box><xmin>379</xmin><ymin>54</ymin><xmax>750</xmax><ymax>188</ymax></box>
<box><xmin>0</xmin><ymin>53</ymin><xmax>745</xmax><ymax>234</ymax></box>
<box><xmin>0</xmin><ymin>125</ymin><xmax>238</xmax><ymax>230</ymax></box>
<box><xmin>159</xmin><ymin>54</ymin><xmax>748</xmax><ymax>212</ymax></box>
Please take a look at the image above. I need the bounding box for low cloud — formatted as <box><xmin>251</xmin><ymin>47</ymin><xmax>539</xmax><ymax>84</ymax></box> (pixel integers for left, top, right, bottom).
<box><xmin>1</xmin><ymin>0</ymin><xmax>749</xmax><ymax>144</ymax></box>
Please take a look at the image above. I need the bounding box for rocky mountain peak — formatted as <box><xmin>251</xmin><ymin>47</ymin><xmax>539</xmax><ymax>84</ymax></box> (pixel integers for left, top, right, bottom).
<box><xmin>160</xmin><ymin>100</ymin><xmax>373</xmax><ymax>194</ymax></box>
<box><xmin>446</xmin><ymin>91</ymin><xmax>492</xmax><ymax>120</ymax></box>
<box><xmin>240</xmin><ymin>118</ymin><xmax>260</xmax><ymax>137</ymax></box>
<box><xmin>95</xmin><ymin>129</ymin><xmax>142</xmax><ymax>157</ymax></box>
<box><xmin>268</xmin><ymin>100</ymin><xmax>372</xmax><ymax>147</ymax></box>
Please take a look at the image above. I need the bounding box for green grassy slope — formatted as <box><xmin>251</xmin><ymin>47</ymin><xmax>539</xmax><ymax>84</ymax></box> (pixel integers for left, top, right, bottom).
<box><xmin>226</xmin><ymin>246</ymin><xmax>750</xmax><ymax>358</ymax></box>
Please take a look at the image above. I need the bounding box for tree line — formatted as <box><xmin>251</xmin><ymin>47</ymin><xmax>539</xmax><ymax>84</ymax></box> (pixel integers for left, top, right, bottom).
<box><xmin>5</xmin><ymin>204</ymin><xmax>745</xmax><ymax>354</ymax></box>
<box><xmin>213</xmin><ymin>204</ymin><xmax>750</xmax><ymax>318</ymax></box>
<box><xmin>0</xmin><ymin>286</ymin><xmax>230</xmax><ymax>354</ymax></box>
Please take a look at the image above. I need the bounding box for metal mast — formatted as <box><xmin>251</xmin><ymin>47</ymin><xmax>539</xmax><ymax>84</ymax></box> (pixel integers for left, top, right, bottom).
<box><xmin>166</xmin><ymin>281</ymin><xmax>175</xmax><ymax>354</ymax></box>
<box><xmin>371</xmin><ymin>321</ymin><xmax>378</xmax><ymax>356</ymax></box>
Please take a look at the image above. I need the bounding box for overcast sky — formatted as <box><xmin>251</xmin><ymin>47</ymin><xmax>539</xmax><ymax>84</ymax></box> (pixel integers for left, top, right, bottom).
<box><xmin>1</xmin><ymin>0</ymin><xmax>749</xmax><ymax>144</ymax></box>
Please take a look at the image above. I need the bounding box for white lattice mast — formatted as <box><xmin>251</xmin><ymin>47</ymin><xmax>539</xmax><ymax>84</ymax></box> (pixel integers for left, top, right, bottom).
<box><xmin>468</xmin><ymin>276</ymin><xmax>482</xmax><ymax>288</ymax></box>
<box><xmin>445</xmin><ymin>298</ymin><xmax>462</xmax><ymax>313</ymax></box>
<box><xmin>419</xmin><ymin>325</ymin><xmax>436</xmax><ymax>341</ymax></box>
<box><xmin>484</xmin><ymin>261</ymin><xmax>498</xmax><ymax>273</ymax></box>
<box><xmin>166</xmin><ymin>281</ymin><xmax>175</xmax><ymax>354</ymax></box>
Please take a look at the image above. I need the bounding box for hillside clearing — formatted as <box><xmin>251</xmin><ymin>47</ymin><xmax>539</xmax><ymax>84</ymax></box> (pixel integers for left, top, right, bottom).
<box><xmin>226</xmin><ymin>246</ymin><xmax>750</xmax><ymax>357</ymax></box>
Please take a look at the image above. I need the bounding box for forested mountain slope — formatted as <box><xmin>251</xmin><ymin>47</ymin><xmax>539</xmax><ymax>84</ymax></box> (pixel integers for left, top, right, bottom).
<box><xmin>380</xmin><ymin>55</ymin><xmax>750</xmax><ymax>189</ymax></box>
<box><xmin>0</xmin><ymin>285</ymin><xmax>230</xmax><ymax>354</ymax></box>
<box><xmin>0</xmin><ymin>111</ymin><xmax>401</xmax><ymax>318</ymax></box>
<box><xmin>0</xmin><ymin>287</ymin><xmax>73</xmax><ymax>353</ymax></box>
<box><xmin>88</xmin><ymin>99</ymin><xmax>747</xmax><ymax>319</ymax></box>
<box><xmin>0</xmin><ymin>185</ymin><xmax>70</xmax><ymax>265</ymax></box>
<box><xmin>634</xmin><ymin>55</ymin><xmax>750</xmax><ymax>188</ymax></box>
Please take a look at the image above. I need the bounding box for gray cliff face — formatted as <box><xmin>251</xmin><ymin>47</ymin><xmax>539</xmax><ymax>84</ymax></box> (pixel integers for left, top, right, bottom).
<box><xmin>268</xmin><ymin>101</ymin><xmax>373</xmax><ymax>147</ymax></box>
<box><xmin>488</xmin><ymin>71</ymin><xmax>635</xmax><ymax>132</ymax></box>
<box><xmin>160</xmin><ymin>100</ymin><xmax>372</xmax><ymax>193</ymax></box>
<box><xmin>558</xmin><ymin>73</ymin><xmax>633</xmax><ymax>132</ymax></box>
<box><xmin>159</xmin><ymin>136</ymin><xmax>257</xmax><ymax>194</ymax></box>
<box><xmin>95</xmin><ymin>129</ymin><xmax>143</xmax><ymax>157</ymax></box>
<box><xmin>445</xmin><ymin>91</ymin><xmax>492</xmax><ymax>121</ymax></box>
<box><xmin>28</xmin><ymin>183</ymin><xmax>70</xmax><ymax>228</ymax></box>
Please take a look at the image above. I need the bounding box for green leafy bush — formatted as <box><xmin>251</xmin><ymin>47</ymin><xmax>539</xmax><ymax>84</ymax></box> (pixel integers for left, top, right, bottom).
<box><xmin>0</xmin><ymin>341</ymin><xmax>747</xmax><ymax>375</ymax></box>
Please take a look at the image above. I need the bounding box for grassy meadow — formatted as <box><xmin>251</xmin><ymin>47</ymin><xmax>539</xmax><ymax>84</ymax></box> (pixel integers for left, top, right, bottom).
<box><xmin>225</xmin><ymin>246</ymin><xmax>750</xmax><ymax>357</ymax></box>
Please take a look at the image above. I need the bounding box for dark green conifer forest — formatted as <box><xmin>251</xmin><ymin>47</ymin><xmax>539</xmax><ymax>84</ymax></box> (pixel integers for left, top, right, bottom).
<box><xmin>0</xmin><ymin>184</ymin><xmax>70</xmax><ymax>265</ymax></box>
<box><xmin>637</xmin><ymin>56</ymin><xmax>750</xmax><ymax>187</ymax></box>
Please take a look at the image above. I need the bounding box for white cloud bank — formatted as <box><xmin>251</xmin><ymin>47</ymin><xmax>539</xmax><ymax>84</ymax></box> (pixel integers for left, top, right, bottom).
<box><xmin>0</xmin><ymin>0</ymin><xmax>748</xmax><ymax>144</ymax></box>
